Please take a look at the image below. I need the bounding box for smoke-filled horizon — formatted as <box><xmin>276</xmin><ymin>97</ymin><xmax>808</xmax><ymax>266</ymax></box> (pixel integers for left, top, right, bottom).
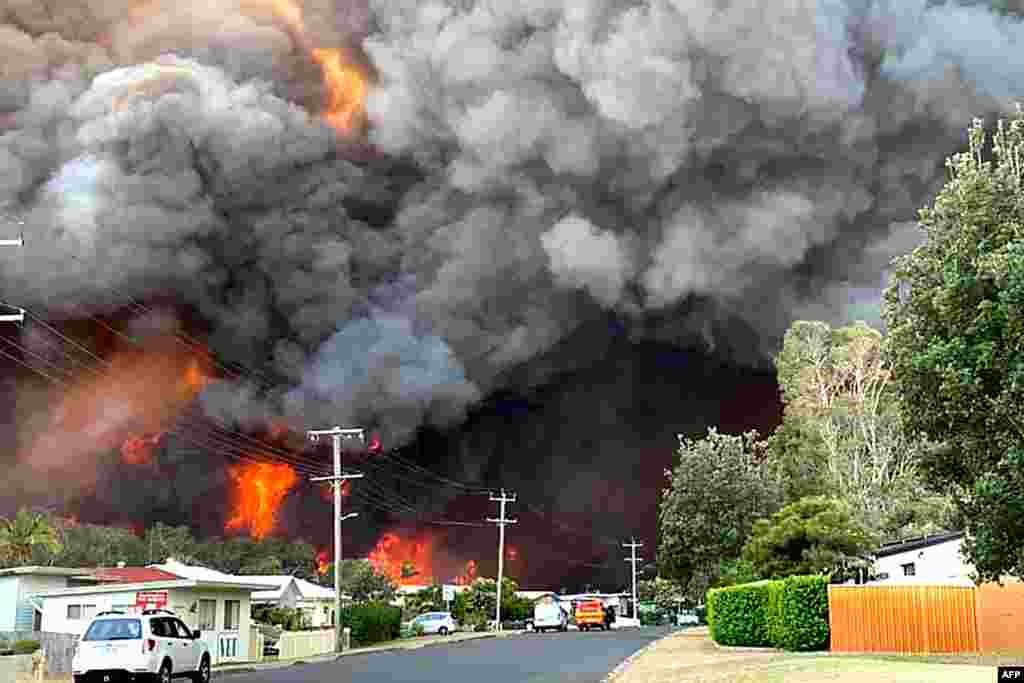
<box><xmin>0</xmin><ymin>0</ymin><xmax>1018</xmax><ymax>586</ymax></box>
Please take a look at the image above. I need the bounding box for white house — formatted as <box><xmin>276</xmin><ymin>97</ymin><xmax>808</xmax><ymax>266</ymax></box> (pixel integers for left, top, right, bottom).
<box><xmin>0</xmin><ymin>567</ymin><xmax>86</xmax><ymax>631</ymax></box>
<box><xmin>871</xmin><ymin>531</ymin><xmax>973</xmax><ymax>584</ymax></box>
<box><xmin>248</xmin><ymin>576</ymin><xmax>337</xmax><ymax>628</ymax></box>
<box><xmin>28</xmin><ymin>559</ymin><xmax>277</xmax><ymax>665</ymax></box>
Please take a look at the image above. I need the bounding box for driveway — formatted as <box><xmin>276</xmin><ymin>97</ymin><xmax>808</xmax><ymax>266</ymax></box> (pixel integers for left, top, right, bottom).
<box><xmin>225</xmin><ymin>627</ymin><xmax>674</xmax><ymax>683</ymax></box>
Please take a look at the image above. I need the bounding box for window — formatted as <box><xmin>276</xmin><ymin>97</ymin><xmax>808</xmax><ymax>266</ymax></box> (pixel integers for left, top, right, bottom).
<box><xmin>902</xmin><ymin>562</ymin><xmax>916</xmax><ymax>577</ymax></box>
<box><xmin>198</xmin><ymin>600</ymin><xmax>216</xmax><ymax>631</ymax></box>
<box><xmin>162</xmin><ymin>618</ymin><xmax>182</xmax><ymax>638</ymax></box>
<box><xmin>83</xmin><ymin>619</ymin><xmax>142</xmax><ymax>641</ymax></box>
<box><xmin>173</xmin><ymin>619</ymin><xmax>193</xmax><ymax>639</ymax></box>
<box><xmin>224</xmin><ymin>600</ymin><xmax>240</xmax><ymax>631</ymax></box>
<box><xmin>67</xmin><ymin>604</ymin><xmax>97</xmax><ymax>620</ymax></box>
<box><xmin>149</xmin><ymin>619</ymin><xmax>169</xmax><ymax>637</ymax></box>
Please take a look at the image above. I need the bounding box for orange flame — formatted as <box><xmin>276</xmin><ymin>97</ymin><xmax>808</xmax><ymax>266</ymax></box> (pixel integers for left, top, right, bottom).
<box><xmin>121</xmin><ymin>432</ymin><xmax>165</xmax><ymax>465</ymax></box>
<box><xmin>316</xmin><ymin>549</ymin><xmax>330</xmax><ymax>576</ymax></box>
<box><xmin>311</xmin><ymin>47</ymin><xmax>368</xmax><ymax>136</ymax></box>
<box><xmin>225</xmin><ymin>462</ymin><xmax>298</xmax><ymax>539</ymax></box>
<box><xmin>368</xmin><ymin>531</ymin><xmax>436</xmax><ymax>586</ymax></box>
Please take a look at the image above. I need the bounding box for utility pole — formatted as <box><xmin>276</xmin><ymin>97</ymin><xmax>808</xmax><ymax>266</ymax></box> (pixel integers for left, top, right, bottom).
<box><xmin>624</xmin><ymin>538</ymin><xmax>643</xmax><ymax>620</ymax></box>
<box><xmin>309</xmin><ymin>426</ymin><xmax>365</xmax><ymax>653</ymax></box>
<box><xmin>487</xmin><ymin>489</ymin><xmax>517</xmax><ymax>632</ymax></box>
<box><xmin>1</xmin><ymin>237</ymin><xmax>23</xmax><ymax>323</ymax></box>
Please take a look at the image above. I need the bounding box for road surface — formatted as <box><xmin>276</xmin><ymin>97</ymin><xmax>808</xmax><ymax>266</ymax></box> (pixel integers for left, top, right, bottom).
<box><xmin>225</xmin><ymin>626</ymin><xmax>674</xmax><ymax>683</ymax></box>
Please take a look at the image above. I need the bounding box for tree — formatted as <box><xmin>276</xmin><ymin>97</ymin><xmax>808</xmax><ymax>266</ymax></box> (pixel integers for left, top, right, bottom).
<box><xmin>460</xmin><ymin>577</ymin><xmax>523</xmax><ymax>628</ymax></box>
<box><xmin>774</xmin><ymin>320</ymin><xmax>949</xmax><ymax>537</ymax></box>
<box><xmin>325</xmin><ymin>559</ymin><xmax>396</xmax><ymax>602</ymax></box>
<box><xmin>884</xmin><ymin>110</ymin><xmax>1024</xmax><ymax>581</ymax></box>
<box><xmin>741</xmin><ymin>496</ymin><xmax>877</xmax><ymax>582</ymax></box>
<box><xmin>658</xmin><ymin>429</ymin><xmax>781</xmax><ymax>599</ymax></box>
<box><xmin>0</xmin><ymin>509</ymin><xmax>63</xmax><ymax>566</ymax></box>
<box><xmin>51</xmin><ymin>523</ymin><xmax>146</xmax><ymax>568</ymax></box>
<box><xmin>638</xmin><ymin>577</ymin><xmax>688</xmax><ymax>610</ymax></box>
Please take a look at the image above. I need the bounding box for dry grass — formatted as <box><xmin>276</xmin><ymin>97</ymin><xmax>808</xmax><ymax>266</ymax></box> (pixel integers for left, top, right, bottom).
<box><xmin>610</xmin><ymin>630</ymin><xmax>998</xmax><ymax>683</ymax></box>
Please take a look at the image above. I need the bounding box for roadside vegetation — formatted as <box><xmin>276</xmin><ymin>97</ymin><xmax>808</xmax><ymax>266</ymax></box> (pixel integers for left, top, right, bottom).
<box><xmin>655</xmin><ymin>110</ymin><xmax>1024</xmax><ymax>606</ymax></box>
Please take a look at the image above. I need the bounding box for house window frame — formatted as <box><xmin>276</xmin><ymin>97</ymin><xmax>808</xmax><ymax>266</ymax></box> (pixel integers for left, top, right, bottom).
<box><xmin>198</xmin><ymin>599</ymin><xmax>217</xmax><ymax>631</ymax></box>
<box><xmin>67</xmin><ymin>604</ymin><xmax>96</xmax><ymax>620</ymax></box>
<box><xmin>223</xmin><ymin>600</ymin><xmax>241</xmax><ymax>632</ymax></box>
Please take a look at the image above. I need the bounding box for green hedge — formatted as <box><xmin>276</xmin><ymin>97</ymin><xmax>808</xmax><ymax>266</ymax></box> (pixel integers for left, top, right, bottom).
<box><xmin>13</xmin><ymin>640</ymin><xmax>41</xmax><ymax>655</ymax></box>
<box><xmin>338</xmin><ymin>602</ymin><xmax>402</xmax><ymax>646</ymax></box>
<box><xmin>707</xmin><ymin>580</ymin><xmax>773</xmax><ymax>646</ymax></box>
<box><xmin>778</xmin><ymin>575</ymin><xmax>830</xmax><ymax>651</ymax></box>
<box><xmin>707</xmin><ymin>575</ymin><xmax>829</xmax><ymax>651</ymax></box>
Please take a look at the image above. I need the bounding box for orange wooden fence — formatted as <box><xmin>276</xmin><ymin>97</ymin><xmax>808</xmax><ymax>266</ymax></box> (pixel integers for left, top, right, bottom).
<box><xmin>828</xmin><ymin>585</ymin><xmax>978</xmax><ymax>654</ymax></box>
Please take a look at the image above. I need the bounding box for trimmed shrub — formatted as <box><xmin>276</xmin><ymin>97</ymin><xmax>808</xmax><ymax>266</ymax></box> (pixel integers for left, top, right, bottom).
<box><xmin>707</xmin><ymin>575</ymin><xmax>830</xmax><ymax>652</ymax></box>
<box><xmin>338</xmin><ymin>602</ymin><xmax>402</xmax><ymax>646</ymax></box>
<box><xmin>12</xmin><ymin>640</ymin><xmax>41</xmax><ymax>655</ymax></box>
<box><xmin>707</xmin><ymin>580</ymin><xmax>773</xmax><ymax>646</ymax></box>
<box><xmin>765</xmin><ymin>580</ymin><xmax>786</xmax><ymax>648</ymax></box>
<box><xmin>778</xmin><ymin>575</ymin><xmax>830</xmax><ymax>651</ymax></box>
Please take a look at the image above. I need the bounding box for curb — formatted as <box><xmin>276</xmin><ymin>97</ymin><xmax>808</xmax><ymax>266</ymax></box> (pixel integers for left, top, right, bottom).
<box><xmin>212</xmin><ymin>631</ymin><xmax>514</xmax><ymax>677</ymax></box>
<box><xmin>709</xmin><ymin>640</ymin><xmax>781</xmax><ymax>654</ymax></box>
<box><xmin>600</xmin><ymin>630</ymin><xmax>675</xmax><ymax>683</ymax></box>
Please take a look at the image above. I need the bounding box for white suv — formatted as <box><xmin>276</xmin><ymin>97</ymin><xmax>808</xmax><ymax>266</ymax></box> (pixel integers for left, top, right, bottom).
<box><xmin>72</xmin><ymin>609</ymin><xmax>211</xmax><ymax>683</ymax></box>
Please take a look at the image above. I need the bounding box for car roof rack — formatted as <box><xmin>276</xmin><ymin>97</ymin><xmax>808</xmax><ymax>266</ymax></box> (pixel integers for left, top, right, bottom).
<box><xmin>96</xmin><ymin>611</ymin><xmax>126</xmax><ymax>617</ymax></box>
<box><xmin>141</xmin><ymin>609</ymin><xmax>176</xmax><ymax>616</ymax></box>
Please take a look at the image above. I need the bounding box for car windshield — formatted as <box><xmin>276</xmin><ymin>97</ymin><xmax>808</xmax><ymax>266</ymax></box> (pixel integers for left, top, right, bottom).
<box><xmin>83</xmin><ymin>619</ymin><xmax>143</xmax><ymax>641</ymax></box>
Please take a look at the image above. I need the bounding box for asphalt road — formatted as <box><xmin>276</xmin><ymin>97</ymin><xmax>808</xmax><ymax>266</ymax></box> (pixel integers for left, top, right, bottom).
<box><xmin>227</xmin><ymin>626</ymin><xmax>674</xmax><ymax>683</ymax></box>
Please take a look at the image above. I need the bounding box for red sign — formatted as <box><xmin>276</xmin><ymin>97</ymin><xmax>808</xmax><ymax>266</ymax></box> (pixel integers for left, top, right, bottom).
<box><xmin>135</xmin><ymin>591</ymin><xmax>168</xmax><ymax>610</ymax></box>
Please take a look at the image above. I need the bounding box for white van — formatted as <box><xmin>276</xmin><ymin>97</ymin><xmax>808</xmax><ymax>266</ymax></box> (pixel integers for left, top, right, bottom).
<box><xmin>529</xmin><ymin>594</ymin><xmax>568</xmax><ymax>633</ymax></box>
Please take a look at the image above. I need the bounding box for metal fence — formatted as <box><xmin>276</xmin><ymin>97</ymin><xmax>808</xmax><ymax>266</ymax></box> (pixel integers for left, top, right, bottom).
<box><xmin>0</xmin><ymin>631</ymin><xmax>80</xmax><ymax>674</ymax></box>
<box><xmin>828</xmin><ymin>583</ymin><xmax>1024</xmax><ymax>655</ymax></box>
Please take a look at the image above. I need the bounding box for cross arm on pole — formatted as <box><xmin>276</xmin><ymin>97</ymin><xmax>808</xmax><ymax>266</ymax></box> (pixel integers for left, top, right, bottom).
<box><xmin>0</xmin><ymin>238</ymin><xmax>23</xmax><ymax>247</ymax></box>
<box><xmin>310</xmin><ymin>473</ymin><xmax>365</xmax><ymax>482</ymax></box>
<box><xmin>0</xmin><ymin>309</ymin><xmax>24</xmax><ymax>323</ymax></box>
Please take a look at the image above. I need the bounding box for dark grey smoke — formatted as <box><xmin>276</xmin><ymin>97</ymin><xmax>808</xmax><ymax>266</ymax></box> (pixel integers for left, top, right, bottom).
<box><xmin>1</xmin><ymin>0</ymin><xmax>1022</xmax><ymax>548</ymax></box>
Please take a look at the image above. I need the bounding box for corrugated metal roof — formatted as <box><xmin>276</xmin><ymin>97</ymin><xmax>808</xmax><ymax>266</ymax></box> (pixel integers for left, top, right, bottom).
<box><xmin>89</xmin><ymin>567</ymin><xmax>182</xmax><ymax>583</ymax></box>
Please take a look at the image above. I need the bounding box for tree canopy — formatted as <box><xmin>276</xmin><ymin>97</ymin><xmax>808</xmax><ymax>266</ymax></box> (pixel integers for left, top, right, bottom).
<box><xmin>741</xmin><ymin>496</ymin><xmax>877</xmax><ymax>582</ymax></box>
<box><xmin>884</xmin><ymin>110</ymin><xmax>1024</xmax><ymax>581</ymax></box>
<box><xmin>657</xmin><ymin>429</ymin><xmax>780</xmax><ymax>599</ymax></box>
<box><xmin>771</xmin><ymin>320</ymin><xmax>953</xmax><ymax>540</ymax></box>
<box><xmin>0</xmin><ymin>509</ymin><xmax>63</xmax><ymax>565</ymax></box>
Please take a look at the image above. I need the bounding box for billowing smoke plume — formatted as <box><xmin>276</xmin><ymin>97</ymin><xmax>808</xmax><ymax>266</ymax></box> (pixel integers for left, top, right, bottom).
<box><xmin>1</xmin><ymin>0</ymin><xmax>1023</xmax><ymax>577</ymax></box>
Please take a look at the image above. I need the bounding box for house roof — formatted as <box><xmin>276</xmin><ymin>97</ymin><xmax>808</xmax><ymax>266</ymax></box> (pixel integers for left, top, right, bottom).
<box><xmin>89</xmin><ymin>567</ymin><xmax>182</xmax><ymax>583</ymax></box>
<box><xmin>247</xmin><ymin>576</ymin><xmax>293</xmax><ymax>601</ymax></box>
<box><xmin>0</xmin><ymin>566</ymin><xmax>91</xmax><ymax>577</ymax></box>
<box><xmin>147</xmin><ymin>559</ymin><xmax>277</xmax><ymax>591</ymax></box>
<box><xmin>28</xmin><ymin>579</ymin><xmax>197</xmax><ymax>598</ymax></box>
<box><xmin>293</xmin><ymin>577</ymin><xmax>335</xmax><ymax>600</ymax></box>
<box><xmin>875</xmin><ymin>531</ymin><xmax>966</xmax><ymax>558</ymax></box>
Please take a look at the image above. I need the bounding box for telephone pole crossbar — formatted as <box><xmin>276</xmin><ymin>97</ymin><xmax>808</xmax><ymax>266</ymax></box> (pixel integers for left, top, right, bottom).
<box><xmin>308</xmin><ymin>426</ymin><xmax>365</xmax><ymax>653</ymax></box>
<box><xmin>624</xmin><ymin>538</ymin><xmax>643</xmax><ymax>620</ymax></box>
<box><xmin>487</xmin><ymin>489</ymin><xmax>517</xmax><ymax>632</ymax></box>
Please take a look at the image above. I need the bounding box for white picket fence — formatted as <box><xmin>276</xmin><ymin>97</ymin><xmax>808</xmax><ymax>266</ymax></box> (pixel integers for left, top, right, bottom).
<box><xmin>277</xmin><ymin>629</ymin><xmax>336</xmax><ymax>660</ymax></box>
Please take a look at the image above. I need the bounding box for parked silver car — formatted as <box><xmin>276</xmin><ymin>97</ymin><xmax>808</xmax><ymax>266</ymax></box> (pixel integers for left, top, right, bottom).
<box><xmin>407</xmin><ymin>612</ymin><xmax>459</xmax><ymax>636</ymax></box>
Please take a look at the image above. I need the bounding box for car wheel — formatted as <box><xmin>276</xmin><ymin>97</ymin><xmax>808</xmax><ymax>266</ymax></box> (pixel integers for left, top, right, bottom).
<box><xmin>438</xmin><ymin>626</ymin><xmax>449</xmax><ymax>636</ymax></box>
<box><xmin>157</xmin><ymin>660</ymin><xmax>172</xmax><ymax>683</ymax></box>
<box><xmin>191</xmin><ymin>655</ymin><xmax>211</xmax><ymax>683</ymax></box>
